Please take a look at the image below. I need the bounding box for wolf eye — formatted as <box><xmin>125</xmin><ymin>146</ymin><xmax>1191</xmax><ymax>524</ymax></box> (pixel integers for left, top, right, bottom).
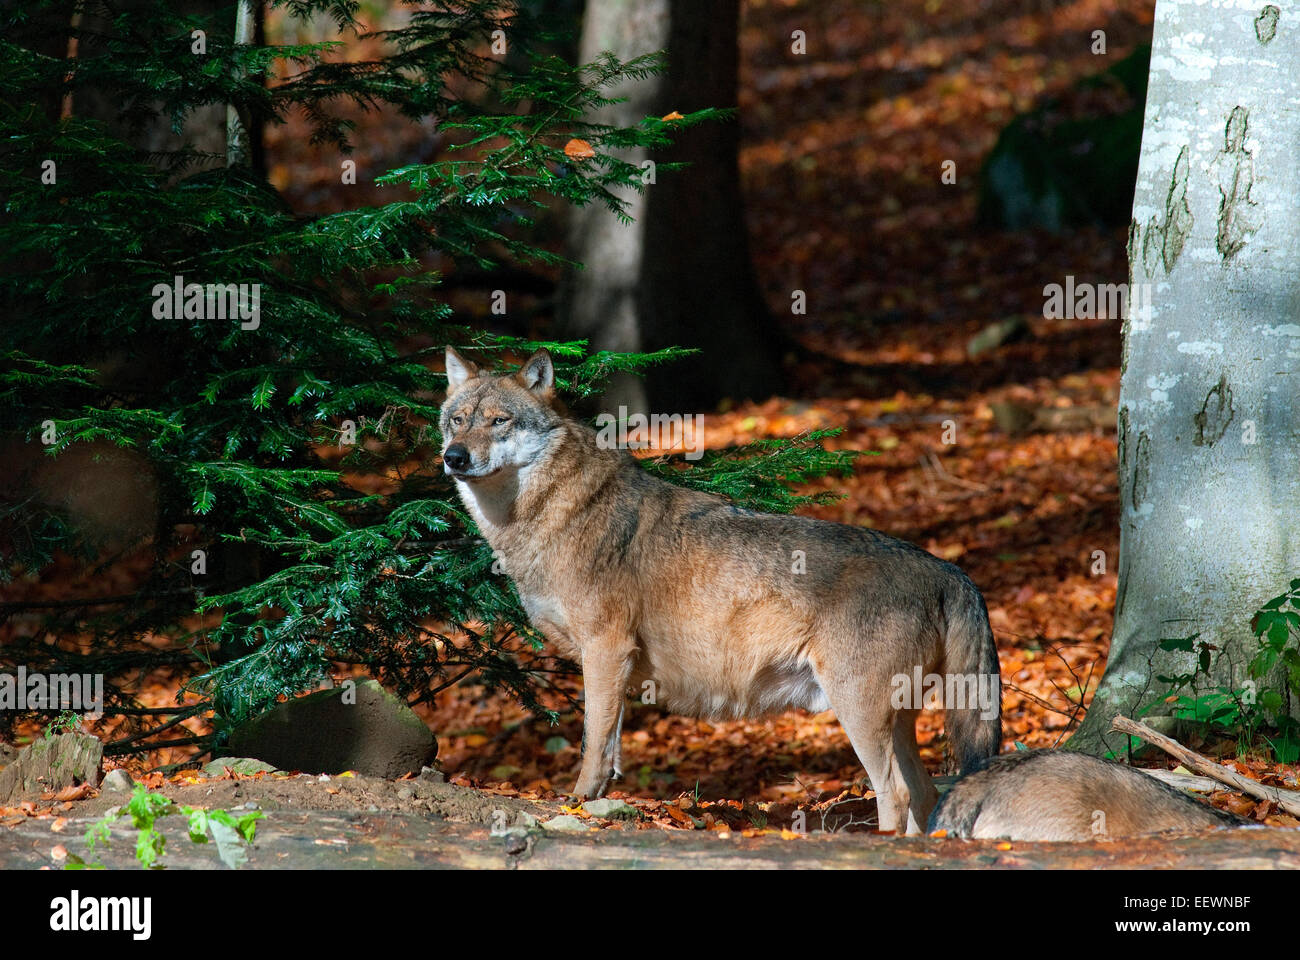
<box><xmin>451</xmin><ymin>416</ymin><xmax>463</xmax><ymax>426</ymax></box>
<box><xmin>492</xmin><ymin>416</ymin><xmax>511</xmax><ymax>426</ymax></box>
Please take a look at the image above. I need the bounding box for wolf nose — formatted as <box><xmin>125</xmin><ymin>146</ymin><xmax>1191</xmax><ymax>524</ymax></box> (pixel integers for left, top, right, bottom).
<box><xmin>443</xmin><ymin>444</ymin><xmax>470</xmax><ymax>471</ymax></box>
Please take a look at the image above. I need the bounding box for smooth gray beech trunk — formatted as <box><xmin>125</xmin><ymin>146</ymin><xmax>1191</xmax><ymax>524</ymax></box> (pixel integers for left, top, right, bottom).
<box><xmin>227</xmin><ymin>0</ymin><xmax>257</xmax><ymax>167</ymax></box>
<box><xmin>1069</xmin><ymin>1</ymin><xmax>1300</xmax><ymax>754</ymax></box>
<box><xmin>561</xmin><ymin>0</ymin><xmax>781</xmax><ymax>414</ymax></box>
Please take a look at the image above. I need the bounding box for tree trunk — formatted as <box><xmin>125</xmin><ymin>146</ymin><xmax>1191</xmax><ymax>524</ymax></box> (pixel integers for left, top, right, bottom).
<box><xmin>1069</xmin><ymin>1</ymin><xmax>1300</xmax><ymax>754</ymax></box>
<box><xmin>561</xmin><ymin>0</ymin><xmax>782</xmax><ymax>414</ymax></box>
<box><xmin>226</xmin><ymin>0</ymin><xmax>257</xmax><ymax>167</ymax></box>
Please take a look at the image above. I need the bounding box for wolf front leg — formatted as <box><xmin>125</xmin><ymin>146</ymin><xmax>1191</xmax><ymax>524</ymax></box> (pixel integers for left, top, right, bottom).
<box><xmin>573</xmin><ymin>640</ymin><xmax>635</xmax><ymax>800</ymax></box>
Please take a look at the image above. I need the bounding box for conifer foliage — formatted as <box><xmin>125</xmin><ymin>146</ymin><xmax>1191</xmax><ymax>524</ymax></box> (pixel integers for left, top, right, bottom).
<box><xmin>1</xmin><ymin>0</ymin><xmax>851</xmax><ymax>753</ymax></box>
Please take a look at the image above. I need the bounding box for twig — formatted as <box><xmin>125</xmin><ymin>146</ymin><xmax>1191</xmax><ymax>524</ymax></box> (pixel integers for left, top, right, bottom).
<box><xmin>105</xmin><ymin>705</ymin><xmax>206</xmax><ymax>751</ymax></box>
<box><xmin>923</xmin><ymin>451</ymin><xmax>990</xmax><ymax>492</ymax></box>
<box><xmin>1111</xmin><ymin>714</ymin><xmax>1300</xmax><ymax>817</ymax></box>
<box><xmin>1135</xmin><ymin>768</ymin><xmax>1224</xmax><ymax>793</ymax></box>
<box><xmin>1005</xmin><ymin>682</ymin><xmax>1080</xmax><ymax>720</ymax></box>
<box><xmin>105</xmin><ymin>734</ymin><xmax>210</xmax><ymax>756</ymax></box>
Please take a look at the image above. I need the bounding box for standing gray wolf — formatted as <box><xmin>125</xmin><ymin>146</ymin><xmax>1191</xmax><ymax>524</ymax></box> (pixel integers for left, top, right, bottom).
<box><xmin>928</xmin><ymin>749</ymin><xmax>1244</xmax><ymax>841</ymax></box>
<box><xmin>439</xmin><ymin>347</ymin><xmax>1002</xmax><ymax>834</ymax></box>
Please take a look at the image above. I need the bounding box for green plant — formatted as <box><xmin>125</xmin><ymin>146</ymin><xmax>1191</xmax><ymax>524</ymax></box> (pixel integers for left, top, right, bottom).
<box><xmin>1147</xmin><ymin>634</ymin><xmax>1262</xmax><ymax>756</ymax></box>
<box><xmin>1250</xmin><ymin>582</ymin><xmax>1300</xmax><ymax>709</ymax></box>
<box><xmin>1146</xmin><ymin>589</ymin><xmax>1300</xmax><ymax>764</ymax></box>
<box><xmin>71</xmin><ymin>783</ymin><xmax>262</xmax><ymax>870</ymax></box>
<box><xmin>1249</xmin><ymin>581</ymin><xmax>1300</xmax><ymax>762</ymax></box>
<box><xmin>44</xmin><ymin>711</ymin><xmax>80</xmax><ymax>739</ymax></box>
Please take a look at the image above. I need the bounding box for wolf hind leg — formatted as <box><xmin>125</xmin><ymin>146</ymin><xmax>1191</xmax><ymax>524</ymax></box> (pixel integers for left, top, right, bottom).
<box><xmin>893</xmin><ymin>708</ymin><xmax>938</xmax><ymax>833</ymax></box>
<box><xmin>816</xmin><ymin>669</ymin><xmax>911</xmax><ymax>833</ymax></box>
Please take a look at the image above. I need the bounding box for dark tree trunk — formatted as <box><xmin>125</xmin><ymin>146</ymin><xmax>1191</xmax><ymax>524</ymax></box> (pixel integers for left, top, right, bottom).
<box><xmin>562</xmin><ymin>0</ymin><xmax>782</xmax><ymax>414</ymax></box>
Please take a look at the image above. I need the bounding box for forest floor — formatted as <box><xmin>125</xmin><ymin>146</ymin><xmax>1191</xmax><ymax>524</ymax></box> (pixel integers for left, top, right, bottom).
<box><xmin>7</xmin><ymin>771</ymin><xmax>1299</xmax><ymax>869</ymax></box>
<box><xmin>4</xmin><ymin>0</ymin><xmax>1299</xmax><ymax>862</ymax></box>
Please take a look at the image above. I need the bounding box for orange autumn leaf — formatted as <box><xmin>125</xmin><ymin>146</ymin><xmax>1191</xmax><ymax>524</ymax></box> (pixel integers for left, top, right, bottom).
<box><xmin>41</xmin><ymin>783</ymin><xmax>95</xmax><ymax>803</ymax></box>
<box><xmin>563</xmin><ymin>138</ymin><xmax>596</xmax><ymax>160</ymax></box>
<box><xmin>661</xmin><ymin>111</ymin><xmax>684</xmax><ymax>121</ymax></box>
<box><xmin>664</xmin><ymin>805</ymin><xmax>692</xmax><ymax>825</ymax></box>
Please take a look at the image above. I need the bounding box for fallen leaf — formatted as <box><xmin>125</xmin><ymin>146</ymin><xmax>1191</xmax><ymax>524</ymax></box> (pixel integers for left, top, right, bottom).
<box><xmin>564</xmin><ymin>138</ymin><xmax>596</xmax><ymax>160</ymax></box>
<box><xmin>42</xmin><ymin>783</ymin><xmax>95</xmax><ymax>803</ymax></box>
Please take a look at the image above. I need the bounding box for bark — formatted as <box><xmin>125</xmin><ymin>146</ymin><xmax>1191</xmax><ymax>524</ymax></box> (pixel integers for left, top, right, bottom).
<box><xmin>1070</xmin><ymin>1</ymin><xmax>1300</xmax><ymax>754</ymax></box>
<box><xmin>561</xmin><ymin>0</ymin><xmax>782</xmax><ymax>414</ymax></box>
<box><xmin>0</xmin><ymin>734</ymin><xmax>103</xmax><ymax>804</ymax></box>
<box><xmin>226</xmin><ymin>0</ymin><xmax>256</xmax><ymax>167</ymax></box>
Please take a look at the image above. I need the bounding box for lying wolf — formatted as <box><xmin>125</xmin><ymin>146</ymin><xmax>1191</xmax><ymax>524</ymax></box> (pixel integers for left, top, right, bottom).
<box><xmin>439</xmin><ymin>347</ymin><xmax>1002</xmax><ymax>833</ymax></box>
<box><xmin>928</xmin><ymin>749</ymin><xmax>1244</xmax><ymax>841</ymax></box>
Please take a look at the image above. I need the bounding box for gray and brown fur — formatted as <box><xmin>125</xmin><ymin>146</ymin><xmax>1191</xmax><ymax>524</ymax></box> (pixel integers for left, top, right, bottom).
<box><xmin>928</xmin><ymin>749</ymin><xmax>1244</xmax><ymax>841</ymax></box>
<box><xmin>439</xmin><ymin>347</ymin><xmax>1002</xmax><ymax>834</ymax></box>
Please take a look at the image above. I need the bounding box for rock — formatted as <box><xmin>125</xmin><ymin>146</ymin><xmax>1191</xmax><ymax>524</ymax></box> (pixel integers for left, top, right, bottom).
<box><xmin>967</xmin><ymin>315</ymin><xmax>1030</xmax><ymax>357</ymax></box>
<box><xmin>514</xmin><ymin>811</ymin><xmax>539</xmax><ymax>829</ymax></box>
<box><xmin>992</xmin><ymin>400</ymin><xmax>1114</xmax><ymax>436</ymax></box>
<box><xmin>989</xmin><ymin>400</ymin><xmax>1037</xmax><ymax>435</ymax></box>
<box><xmin>0</xmin><ymin>733</ymin><xmax>102</xmax><ymax>803</ymax></box>
<box><xmin>201</xmin><ymin>757</ymin><xmax>279</xmax><ymax>778</ymax></box>
<box><xmin>101</xmin><ymin>769</ymin><xmax>135</xmax><ymax>793</ymax></box>
<box><xmin>228</xmin><ymin>678</ymin><xmax>436</xmax><ymax>778</ymax></box>
<box><xmin>582</xmin><ymin>798</ymin><xmax>637</xmax><ymax>820</ymax></box>
<box><xmin>418</xmin><ymin>766</ymin><xmax>445</xmax><ymax>783</ymax></box>
<box><xmin>540</xmin><ymin>815</ymin><xmax>591</xmax><ymax>833</ymax></box>
<box><xmin>396</xmin><ymin>787</ymin><xmax>413</xmax><ymax>801</ymax></box>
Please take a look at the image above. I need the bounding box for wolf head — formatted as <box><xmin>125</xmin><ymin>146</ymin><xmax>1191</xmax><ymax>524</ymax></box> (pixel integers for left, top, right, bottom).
<box><xmin>439</xmin><ymin>347</ymin><xmax>564</xmax><ymax>482</ymax></box>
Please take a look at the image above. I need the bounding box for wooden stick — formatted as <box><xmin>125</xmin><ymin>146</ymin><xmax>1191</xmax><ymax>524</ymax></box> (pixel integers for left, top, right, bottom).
<box><xmin>1135</xmin><ymin>767</ymin><xmax>1222</xmax><ymax>793</ymax></box>
<box><xmin>1111</xmin><ymin>714</ymin><xmax>1300</xmax><ymax>817</ymax></box>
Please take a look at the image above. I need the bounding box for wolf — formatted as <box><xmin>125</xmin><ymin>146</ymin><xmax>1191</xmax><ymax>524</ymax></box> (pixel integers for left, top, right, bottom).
<box><xmin>928</xmin><ymin>749</ymin><xmax>1244</xmax><ymax>841</ymax></box>
<box><xmin>439</xmin><ymin>347</ymin><xmax>1002</xmax><ymax>833</ymax></box>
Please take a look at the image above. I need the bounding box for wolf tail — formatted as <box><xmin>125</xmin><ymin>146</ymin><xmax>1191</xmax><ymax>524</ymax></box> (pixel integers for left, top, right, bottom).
<box><xmin>941</xmin><ymin>578</ymin><xmax>1002</xmax><ymax>774</ymax></box>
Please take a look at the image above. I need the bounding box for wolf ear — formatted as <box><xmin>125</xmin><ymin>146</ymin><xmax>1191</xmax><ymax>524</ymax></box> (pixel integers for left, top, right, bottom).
<box><xmin>445</xmin><ymin>347</ymin><xmax>479</xmax><ymax>391</ymax></box>
<box><xmin>516</xmin><ymin>349</ymin><xmax>554</xmax><ymax>395</ymax></box>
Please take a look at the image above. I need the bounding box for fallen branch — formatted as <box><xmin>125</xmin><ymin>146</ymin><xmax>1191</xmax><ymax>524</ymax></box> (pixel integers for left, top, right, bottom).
<box><xmin>1111</xmin><ymin>714</ymin><xmax>1300</xmax><ymax>817</ymax></box>
<box><xmin>1134</xmin><ymin>768</ymin><xmax>1223</xmax><ymax>793</ymax></box>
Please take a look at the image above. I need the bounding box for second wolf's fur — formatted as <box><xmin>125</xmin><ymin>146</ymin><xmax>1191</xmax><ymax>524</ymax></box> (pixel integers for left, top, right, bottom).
<box><xmin>928</xmin><ymin>750</ymin><xmax>1244</xmax><ymax>841</ymax></box>
<box><xmin>439</xmin><ymin>347</ymin><xmax>1002</xmax><ymax>833</ymax></box>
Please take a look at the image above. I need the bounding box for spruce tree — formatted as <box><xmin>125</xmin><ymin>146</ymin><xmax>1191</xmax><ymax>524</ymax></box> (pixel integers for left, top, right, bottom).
<box><xmin>0</xmin><ymin>0</ymin><xmax>852</xmax><ymax>759</ymax></box>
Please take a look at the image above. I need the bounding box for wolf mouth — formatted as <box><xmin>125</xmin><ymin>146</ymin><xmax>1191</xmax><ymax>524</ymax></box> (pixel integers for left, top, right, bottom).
<box><xmin>446</xmin><ymin>466</ymin><xmax>500</xmax><ymax>481</ymax></box>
